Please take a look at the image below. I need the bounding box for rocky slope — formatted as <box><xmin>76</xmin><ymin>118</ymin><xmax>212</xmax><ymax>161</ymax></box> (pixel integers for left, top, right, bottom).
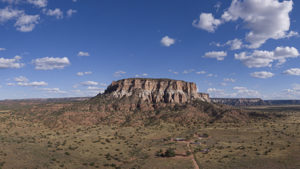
<box><xmin>17</xmin><ymin>78</ymin><xmax>263</xmax><ymax>127</ymax></box>
<box><xmin>103</xmin><ymin>78</ymin><xmax>210</xmax><ymax>103</ymax></box>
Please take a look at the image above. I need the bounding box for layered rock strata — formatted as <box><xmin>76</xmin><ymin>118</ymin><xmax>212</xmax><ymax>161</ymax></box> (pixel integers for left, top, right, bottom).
<box><xmin>104</xmin><ymin>78</ymin><xmax>210</xmax><ymax>104</ymax></box>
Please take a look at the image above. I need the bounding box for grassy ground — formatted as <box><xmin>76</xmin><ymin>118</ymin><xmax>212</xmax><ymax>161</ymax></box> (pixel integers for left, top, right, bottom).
<box><xmin>0</xmin><ymin>105</ymin><xmax>299</xmax><ymax>169</ymax></box>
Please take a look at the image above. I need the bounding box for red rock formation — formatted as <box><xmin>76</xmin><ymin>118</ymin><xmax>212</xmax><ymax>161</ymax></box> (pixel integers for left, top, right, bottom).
<box><xmin>104</xmin><ymin>78</ymin><xmax>210</xmax><ymax>104</ymax></box>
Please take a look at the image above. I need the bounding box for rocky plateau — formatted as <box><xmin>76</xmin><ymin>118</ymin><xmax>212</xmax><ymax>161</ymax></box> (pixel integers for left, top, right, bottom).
<box><xmin>103</xmin><ymin>78</ymin><xmax>210</xmax><ymax>104</ymax></box>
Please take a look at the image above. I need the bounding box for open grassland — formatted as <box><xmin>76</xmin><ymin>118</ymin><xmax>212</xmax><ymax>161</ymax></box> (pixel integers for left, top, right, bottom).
<box><xmin>0</xmin><ymin>105</ymin><xmax>299</xmax><ymax>169</ymax></box>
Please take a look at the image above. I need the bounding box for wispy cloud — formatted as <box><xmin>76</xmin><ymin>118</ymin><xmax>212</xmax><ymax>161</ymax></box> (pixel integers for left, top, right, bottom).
<box><xmin>10</xmin><ymin>76</ymin><xmax>47</xmax><ymax>87</ymax></box>
<box><xmin>77</xmin><ymin>51</ymin><xmax>90</xmax><ymax>57</ymax></box>
<box><xmin>135</xmin><ymin>73</ymin><xmax>148</xmax><ymax>77</ymax></box>
<box><xmin>203</xmin><ymin>51</ymin><xmax>227</xmax><ymax>61</ymax></box>
<box><xmin>223</xmin><ymin>78</ymin><xmax>236</xmax><ymax>83</ymax></box>
<box><xmin>196</xmin><ymin>71</ymin><xmax>206</xmax><ymax>75</ymax></box>
<box><xmin>114</xmin><ymin>71</ymin><xmax>126</xmax><ymax>77</ymax></box>
<box><xmin>183</xmin><ymin>69</ymin><xmax>195</xmax><ymax>74</ymax></box>
<box><xmin>14</xmin><ymin>76</ymin><xmax>28</xmax><ymax>82</ymax></box>
<box><xmin>251</xmin><ymin>71</ymin><xmax>274</xmax><ymax>79</ymax></box>
<box><xmin>77</xmin><ymin>71</ymin><xmax>92</xmax><ymax>76</ymax></box>
<box><xmin>207</xmin><ymin>86</ymin><xmax>260</xmax><ymax>98</ymax></box>
<box><xmin>41</xmin><ymin>88</ymin><xmax>67</xmax><ymax>94</ymax></box>
<box><xmin>67</xmin><ymin>9</ymin><xmax>77</xmax><ymax>17</ymax></box>
<box><xmin>17</xmin><ymin>81</ymin><xmax>47</xmax><ymax>87</ymax></box>
<box><xmin>80</xmin><ymin>81</ymin><xmax>98</xmax><ymax>86</ymax></box>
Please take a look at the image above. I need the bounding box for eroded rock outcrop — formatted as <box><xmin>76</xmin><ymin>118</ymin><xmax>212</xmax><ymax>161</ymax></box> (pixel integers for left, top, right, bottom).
<box><xmin>104</xmin><ymin>78</ymin><xmax>210</xmax><ymax>104</ymax></box>
<box><xmin>24</xmin><ymin>78</ymin><xmax>262</xmax><ymax>127</ymax></box>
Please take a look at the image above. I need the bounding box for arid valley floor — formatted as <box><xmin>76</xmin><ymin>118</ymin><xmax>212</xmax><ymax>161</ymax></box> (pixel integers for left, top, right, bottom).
<box><xmin>0</xmin><ymin>101</ymin><xmax>299</xmax><ymax>169</ymax></box>
<box><xmin>1</xmin><ymin>0</ymin><xmax>300</xmax><ymax>168</ymax></box>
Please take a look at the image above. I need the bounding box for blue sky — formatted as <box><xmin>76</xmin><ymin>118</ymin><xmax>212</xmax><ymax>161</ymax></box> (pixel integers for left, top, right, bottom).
<box><xmin>0</xmin><ymin>0</ymin><xmax>300</xmax><ymax>100</ymax></box>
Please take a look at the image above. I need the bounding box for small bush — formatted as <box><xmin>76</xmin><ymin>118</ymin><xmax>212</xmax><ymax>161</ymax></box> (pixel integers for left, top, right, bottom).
<box><xmin>155</xmin><ymin>148</ymin><xmax>176</xmax><ymax>157</ymax></box>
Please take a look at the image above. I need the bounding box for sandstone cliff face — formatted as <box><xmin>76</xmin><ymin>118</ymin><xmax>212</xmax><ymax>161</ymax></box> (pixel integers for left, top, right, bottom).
<box><xmin>104</xmin><ymin>78</ymin><xmax>210</xmax><ymax>104</ymax></box>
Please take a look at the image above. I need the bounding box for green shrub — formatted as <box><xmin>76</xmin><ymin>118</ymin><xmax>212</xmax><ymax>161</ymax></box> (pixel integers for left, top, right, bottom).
<box><xmin>164</xmin><ymin>148</ymin><xmax>176</xmax><ymax>157</ymax></box>
<box><xmin>155</xmin><ymin>148</ymin><xmax>175</xmax><ymax>157</ymax></box>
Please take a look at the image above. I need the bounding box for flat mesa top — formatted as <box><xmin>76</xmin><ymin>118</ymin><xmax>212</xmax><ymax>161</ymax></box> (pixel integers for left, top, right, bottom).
<box><xmin>114</xmin><ymin>78</ymin><xmax>194</xmax><ymax>83</ymax></box>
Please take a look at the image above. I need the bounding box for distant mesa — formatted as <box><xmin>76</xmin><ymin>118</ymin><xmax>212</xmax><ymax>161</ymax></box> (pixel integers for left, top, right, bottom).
<box><xmin>211</xmin><ymin>98</ymin><xmax>265</xmax><ymax>106</ymax></box>
<box><xmin>211</xmin><ymin>98</ymin><xmax>300</xmax><ymax>106</ymax></box>
<box><xmin>101</xmin><ymin>78</ymin><xmax>210</xmax><ymax>104</ymax></box>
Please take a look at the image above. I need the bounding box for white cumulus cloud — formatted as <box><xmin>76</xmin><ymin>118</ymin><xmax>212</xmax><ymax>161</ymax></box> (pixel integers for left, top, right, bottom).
<box><xmin>14</xmin><ymin>14</ymin><xmax>40</xmax><ymax>32</ymax></box>
<box><xmin>222</xmin><ymin>0</ymin><xmax>295</xmax><ymax>48</ymax></box>
<box><xmin>0</xmin><ymin>7</ymin><xmax>22</xmax><ymax>22</ymax></box>
<box><xmin>161</xmin><ymin>36</ymin><xmax>175</xmax><ymax>47</ymax></box>
<box><xmin>43</xmin><ymin>8</ymin><xmax>63</xmax><ymax>19</ymax></box>
<box><xmin>283</xmin><ymin>68</ymin><xmax>300</xmax><ymax>76</ymax></box>
<box><xmin>194</xmin><ymin>0</ymin><xmax>297</xmax><ymax>48</ymax></box>
<box><xmin>203</xmin><ymin>51</ymin><xmax>227</xmax><ymax>61</ymax></box>
<box><xmin>32</xmin><ymin>57</ymin><xmax>70</xmax><ymax>70</ymax></box>
<box><xmin>0</xmin><ymin>55</ymin><xmax>24</xmax><ymax>69</ymax></box>
<box><xmin>235</xmin><ymin>46</ymin><xmax>299</xmax><ymax>68</ymax></box>
<box><xmin>0</xmin><ymin>7</ymin><xmax>40</xmax><ymax>32</ymax></box>
<box><xmin>225</xmin><ymin>38</ymin><xmax>243</xmax><ymax>50</ymax></box>
<box><xmin>193</xmin><ymin>13</ymin><xmax>222</xmax><ymax>32</ymax></box>
<box><xmin>251</xmin><ymin>71</ymin><xmax>274</xmax><ymax>79</ymax></box>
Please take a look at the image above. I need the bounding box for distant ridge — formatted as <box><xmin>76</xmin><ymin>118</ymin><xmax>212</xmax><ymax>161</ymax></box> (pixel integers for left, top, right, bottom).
<box><xmin>211</xmin><ymin>98</ymin><xmax>265</xmax><ymax>106</ymax></box>
<box><xmin>212</xmin><ymin>98</ymin><xmax>300</xmax><ymax>106</ymax></box>
<box><xmin>264</xmin><ymin>100</ymin><xmax>300</xmax><ymax>105</ymax></box>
